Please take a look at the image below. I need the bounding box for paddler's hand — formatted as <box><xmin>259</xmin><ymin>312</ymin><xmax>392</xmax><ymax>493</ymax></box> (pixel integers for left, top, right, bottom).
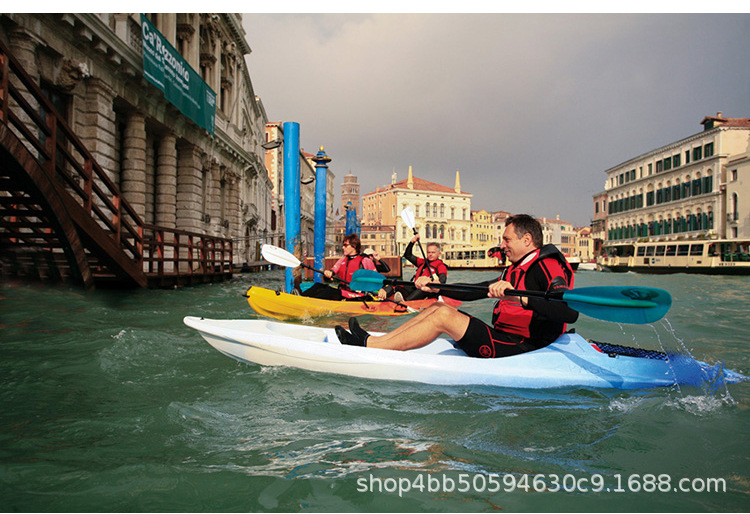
<box><xmin>323</xmin><ymin>270</ymin><xmax>333</xmax><ymax>279</ymax></box>
<box><xmin>415</xmin><ymin>275</ymin><xmax>439</xmax><ymax>292</ymax></box>
<box><xmin>488</xmin><ymin>280</ymin><xmax>528</xmax><ymax>305</ymax></box>
<box><xmin>411</xmin><ymin>234</ymin><xmax>420</xmax><ymax>244</ymax></box>
<box><xmin>377</xmin><ymin>288</ymin><xmax>387</xmax><ymax>300</ymax></box>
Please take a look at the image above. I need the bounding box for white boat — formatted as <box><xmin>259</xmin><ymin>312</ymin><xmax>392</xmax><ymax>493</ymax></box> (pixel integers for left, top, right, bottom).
<box><xmin>599</xmin><ymin>239</ymin><xmax>750</xmax><ymax>275</ymax></box>
<box><xmin>183</xmin><ymin>316</ymin><xmax>744</xmax><ymax>390</ymax></box>
<box><xmin>577</xmin><ymin>262</ymin><xmax>599</xmax><ymax>271</ymax></box>
<box><xmin>565</xmin><ymin>255</ymin><xmax>581</xmax><ymax>270</ymax></box>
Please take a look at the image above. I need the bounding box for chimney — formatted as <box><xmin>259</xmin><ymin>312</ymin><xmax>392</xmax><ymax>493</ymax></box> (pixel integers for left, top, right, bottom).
<box><xmin>455</xmin><ymin>170</ymin><xmax>461</xmax><ymax>193</ymax></box>
<box><xmin>407</xmin><ymin>165</ymin><xmax>414</xmax><ymax>190</ymax></box>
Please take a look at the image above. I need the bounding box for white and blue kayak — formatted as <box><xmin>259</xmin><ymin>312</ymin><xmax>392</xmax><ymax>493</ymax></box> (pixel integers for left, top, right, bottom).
<box><xmin>183</xmin><ymin>316</ymin><xmax>745</xmax><ymax>390</ymax></box>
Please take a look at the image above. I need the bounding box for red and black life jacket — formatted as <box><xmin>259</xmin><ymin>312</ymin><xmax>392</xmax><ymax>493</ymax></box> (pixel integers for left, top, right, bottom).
<box><xmin>334</xmin><ymin>254</ymin><xmax>374</xmax><ymax>298</ymax></box>
<box><xmin>491</xmin><ymin>245</ymin><xmax>574</xmax><ymax>339</ymax></box>
<box><xmin>413</xmin><ymin>258</ymin><xmax>448</xmax><ymax>280</ymax></box>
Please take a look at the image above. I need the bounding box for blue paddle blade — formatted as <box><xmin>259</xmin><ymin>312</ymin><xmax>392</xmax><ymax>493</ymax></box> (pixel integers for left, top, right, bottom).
<box><xmin>561</xmin><ymin>286</ymin><xmax>672</xmax><ymax>324</ymax></box>
<box><xmin>350</xmin><ymin>269</ymin><xmax>388</xmax><ymax>292</ymax></box>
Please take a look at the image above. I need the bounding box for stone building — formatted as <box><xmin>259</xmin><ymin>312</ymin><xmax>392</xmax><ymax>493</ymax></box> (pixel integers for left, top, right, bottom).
<box><xmin>601</xmin><ymin>113</ymin><xmax>750</xmax><ymax>245</ymax></box>
<box><xmin>0</xmin><ymin>13</ymin><xmax>272</xmax><ymax>268</ymax></box>
<box><xmin>361</xmin><ymin>166</ymin><xmax>472</xmax><ymax>257</ymax></box>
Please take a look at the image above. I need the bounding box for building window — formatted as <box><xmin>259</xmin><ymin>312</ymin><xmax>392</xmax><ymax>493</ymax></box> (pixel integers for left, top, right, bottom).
<box><xmin>692</xmin><ymin>146</ymin><xmax>702</xmax><ymax>161</ymax></box>
<box><xmin>704</xmin><ymin>142</ymin><xmax>714</xmax><ymax>158</ymax></box>
<box><xmin>656</xmin><ymin>161</ymin><xmax>663</xmax><ymax>173</ymax></box>
<box><xmin>685</xmin><ymin>150</ymin><xmax>690</xmax><ymax>164</ymax></box>
<box><xmin>673</xmin><ymin>154</ymin><xmax>681</xmax><ymax>168</ymax></box>
<box><xmin>731</xmin><ymin>169</ymin><xmax>738</xmax><ymax>181</ymax></box>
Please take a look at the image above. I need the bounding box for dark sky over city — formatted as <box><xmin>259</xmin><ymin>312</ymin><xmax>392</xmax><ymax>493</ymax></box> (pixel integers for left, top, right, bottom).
<box><xmin>242</xmin><ymin>13</ymin><xmax>750</xmax><ymax>226</ymax></box>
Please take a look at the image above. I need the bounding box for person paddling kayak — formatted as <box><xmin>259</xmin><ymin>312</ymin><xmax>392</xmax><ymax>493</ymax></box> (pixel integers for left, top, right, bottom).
<box><xmin>377</xmin><ymin>236</ymin><xmax>448</xmax><ymax>302</ymax></box>
<box><xmin>300</xmin><ymin>234</ymin><xmax>376</xmax><ymax>301</ymax></box>
<box><xmin>335</xmin><ymin>214</ymin><xmax>579</xmax><ymax>358</ymax></box>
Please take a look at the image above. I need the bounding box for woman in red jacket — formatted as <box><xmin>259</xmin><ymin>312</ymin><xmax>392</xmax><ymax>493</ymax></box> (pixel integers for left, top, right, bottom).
<box><xmin>300</xmin><ymin>234</ymin><xmax>376</xmax><ymax>301</ymax></box>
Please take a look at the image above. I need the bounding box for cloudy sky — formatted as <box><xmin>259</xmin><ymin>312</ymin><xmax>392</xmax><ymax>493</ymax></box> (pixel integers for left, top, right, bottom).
<box><xmin>241</xmin><ymin>13</ymin><xmax>749</xmax><ymax>226</ymax></box>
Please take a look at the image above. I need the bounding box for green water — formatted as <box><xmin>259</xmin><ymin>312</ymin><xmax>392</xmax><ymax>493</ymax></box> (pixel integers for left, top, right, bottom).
<box><xmin>1</xmin><ymin>270</ymin><xmax>748</xmax><ymax>512</ymax></box>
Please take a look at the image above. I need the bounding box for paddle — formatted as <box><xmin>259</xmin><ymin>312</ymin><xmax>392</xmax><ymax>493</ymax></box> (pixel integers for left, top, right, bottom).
<box><xmin>400</xmin><ymin>207</ymin><xmax>438</xmax><ymax>280</ymax></box>
<box><xmin>349</xmin><ymin>269</ymin><xmax>672</xmax><ymax>325</ymax></box>
<box><xmin>260</xmin><ymin>244</ymin><xmax>418</xmax><ymax>313</ymax></box>
<box><xmin>261</xmin><ymin>243</ymin><xmax>344</xmax><ymax>284</ymax></box>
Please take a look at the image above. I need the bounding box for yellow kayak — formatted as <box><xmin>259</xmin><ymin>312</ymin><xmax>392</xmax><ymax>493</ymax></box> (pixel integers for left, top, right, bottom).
<box><xmin>244</xmin><ymin>286</ymin><xmax>461</xmax><ymax>320</ymax></box>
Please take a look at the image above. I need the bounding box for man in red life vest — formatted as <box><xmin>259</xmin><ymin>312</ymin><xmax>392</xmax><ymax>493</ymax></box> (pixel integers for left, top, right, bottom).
<box><xmin>336</xmin><ymin>214</ymin><xmax>579</xmax><ymax>358</ymax></box>
<box><xmin>377</xmin><ymin>235</ymin><xmax>448</xmax><ymax>301</ymax></box>
<box><xmin>301</xmin><ymin>234</ymin><xmax>376</xmax><ymax>301</ymax></box>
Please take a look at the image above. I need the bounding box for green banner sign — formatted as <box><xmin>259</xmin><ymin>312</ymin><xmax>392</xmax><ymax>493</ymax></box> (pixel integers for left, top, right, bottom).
<box><xmin>140</xmin><ymin>14</ymin><xmax>216</xmax><ymax>134</ymax></box>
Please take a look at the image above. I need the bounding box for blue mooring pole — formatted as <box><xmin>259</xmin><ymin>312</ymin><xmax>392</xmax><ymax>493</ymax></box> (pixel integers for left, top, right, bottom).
<box><xmin>345</xmin><ymin>202</ymin><xmax>360</xmax><ymax>237</ymax></box>
<box><xmin>312</xmin><ymin>147</ymin><xmax>331</xmax><ymax>283</ymax></box>
<box><xmin>283</xmin><ymin>122</ymin><xmax>300</xmax><ymax>293</ymax></box>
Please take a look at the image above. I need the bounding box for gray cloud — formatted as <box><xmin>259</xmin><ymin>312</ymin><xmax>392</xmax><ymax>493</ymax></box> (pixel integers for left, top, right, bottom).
<box><xmin>243</xmin><ymin>13</ymin><xmax>750</xmax><ymax>225</ymax></box>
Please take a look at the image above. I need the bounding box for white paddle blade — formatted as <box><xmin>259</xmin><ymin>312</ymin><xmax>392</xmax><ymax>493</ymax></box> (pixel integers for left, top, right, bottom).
<box><xmin>400</xmin><ymin>207</ymin><xmax>416</xmax><ymax>230</ymax></box>
<box><xmin>260</xmin><ymin>244</ymin><xmax>301</xmax><ymax>268</ymax></box>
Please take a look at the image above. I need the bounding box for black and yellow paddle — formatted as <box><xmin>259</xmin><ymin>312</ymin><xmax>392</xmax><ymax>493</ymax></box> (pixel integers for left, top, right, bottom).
<box><xmin>349</xmin><ymin>269</ymin><xmax>672</xmax><ymax>325</ymax></box>
<box><xmin>260</xmin><ymin>244</ymin><xmax>418</xmax><ymax>313</ymax></box>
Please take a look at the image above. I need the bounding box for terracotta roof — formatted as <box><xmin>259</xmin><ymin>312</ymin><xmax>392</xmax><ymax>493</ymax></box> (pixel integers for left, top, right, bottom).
<box><xmin>388</xmin><ymin>176</ymin><xmax>468</xmax><ymax>194</ymax></box>
<box><xmin>700</xmin><ymin>115</ymin><xmax>750</xmax><ymax>128</ymax></box>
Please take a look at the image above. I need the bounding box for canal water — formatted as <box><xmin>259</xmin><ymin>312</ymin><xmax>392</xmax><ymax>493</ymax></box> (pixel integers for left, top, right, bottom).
<box><xmin>1</xmin><ymin>270</ymin><xmax>748</xmax><ymax>512</ymax></box>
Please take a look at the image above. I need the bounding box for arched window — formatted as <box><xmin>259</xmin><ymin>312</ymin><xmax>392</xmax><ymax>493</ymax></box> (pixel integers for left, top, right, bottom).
<box><xmin>433</xmin><ymin>204</ymin><xmax>438</xmax><ymax>217</ymax></box>
<box><xmin>732</xmin><ymin>193</ymin><xmax>739</xmax><ymax>221</ymax></box>
<box><xmin>440</xmin><ymin>204</ymin><xmax>445</xmax><ymax>217</ymax></box>
<box><xmin>425</xmin><ymin>202</ymin><xmax>430</xmax><ymax>218</ymax></box>
<box><xmin>426</xmin><ymin>225</ymin><xmax>431</xmax><ymax>238</ymax></box>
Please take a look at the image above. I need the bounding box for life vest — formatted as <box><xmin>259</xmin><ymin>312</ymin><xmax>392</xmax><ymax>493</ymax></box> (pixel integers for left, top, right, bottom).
<box><xmin>491</xmin><ymin>245</ymin><xmax>574</xmax><ymax>339</ymax></box>
<box><xmin>332</xmin><ymin>254</ymin><xmax>375</xmax><ymax>298</ymax></box>
<box><xmin>413</xmin><ymin>258</ymin><xmax>448</xmax><ymax>280</ymax></box>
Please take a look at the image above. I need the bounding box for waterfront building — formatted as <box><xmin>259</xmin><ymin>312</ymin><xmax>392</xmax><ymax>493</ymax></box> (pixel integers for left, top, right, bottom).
<box><xmin>591</xmin><ymin>191</ymin><xmax>608</xmax><ymax>257</ymax></box>
<box><xmin>470</xmin><ymin>209</ymin><xmax>495</xmax><ymax>245</ymax></box>
<box><xmin>538</xmin><ymin>216</ymin><xmax>577</xmax><ymax>258</ymax></box>
<box><xmin>361</xmin><ymin>166</ymin><xmax>472</xmax><ymax>257</ymax></box>
<box><xmin>361</xmin><ymin>224</ymin><xmax>397</xmax><ymax>257</ymax></box>
<box><xmin>0</xmin><ymin>13</ymin><xmax>272</xmax><ymax>277</ymax></box>
<box><xmin>263</xmin><ymin>122</ymin><xmax>285</xmax><ymax>248</ymax></box>
<box><xmin>603</xmin><ymin>113</ymin><xmax>750</xmax><ymax>248</ymax></box>
<box><xmin>597</xmin><ymin>113</ymin><xmax>750</xmax><ymax>274</ymax></box>
<box><xmin>726</xmin><ymin>149</ymin><xmax>750</xmax><ymax>239</ymax></box>
<box><xmin>575</xmin><ymin>226</ymin><xmax>594</xmax><ymax>262</ymax></box>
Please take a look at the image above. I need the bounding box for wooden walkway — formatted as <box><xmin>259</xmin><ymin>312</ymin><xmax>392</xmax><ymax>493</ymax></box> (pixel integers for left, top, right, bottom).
<box><xmin>0</xmin><ymin>40</ymin><xmax>233</xmax><ymax>289</ymax></box>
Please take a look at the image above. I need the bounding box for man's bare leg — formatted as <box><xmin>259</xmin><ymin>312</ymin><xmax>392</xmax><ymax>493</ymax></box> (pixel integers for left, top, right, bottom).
<box><xmin>366</xmin><ymin>303</ymin><xmax>470</xmax><ymax>351</ymax></box>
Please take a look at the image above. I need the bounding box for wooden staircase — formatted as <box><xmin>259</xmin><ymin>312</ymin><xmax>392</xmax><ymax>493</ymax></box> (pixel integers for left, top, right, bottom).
<box><xmin>0</xmin><ymin>39</ymin><xmax>232</xmax><ymax>289</ymax></box>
